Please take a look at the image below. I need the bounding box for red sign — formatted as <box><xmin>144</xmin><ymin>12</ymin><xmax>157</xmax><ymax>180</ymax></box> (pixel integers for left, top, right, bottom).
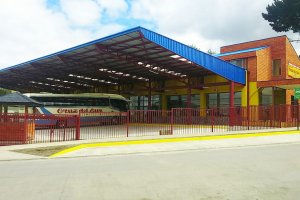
<box><xmin>57</xmin><ymin>108</ymin><xmax>103</xmax><ymax>114</ymax></box>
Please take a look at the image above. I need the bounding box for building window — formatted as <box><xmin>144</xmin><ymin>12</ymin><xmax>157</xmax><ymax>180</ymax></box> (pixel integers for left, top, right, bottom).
<box><xmin>207</xmin><ymin>93</ymin><xmax>218</xmax><ymax>108</ymax></box>
<box><xmin>207</xmin><ymin>92</ymin><xmax>241</xmax><ymax>108</ymax></box>
<box><xmin>272</xmin><ymin>59</ymin><xmax>281</xmax><ymax>76</ymax></box>
<box><xmin>207</xmin><ymin>92</ymin><xmax>241</xmax><ymax>116</ymax></box>
<box><xmin>191</xmin><ymin>94</ymin><xmax>200</xmax><ymax>108</ymax></box>
<box><xmin>167</xmin><ymin>95</ymin><xmax>200</xmax><ymax>110</ymax></box>
<box><xmin>259</xmin><ymin>88</ymin><xmax>272</xmax><ymax>106</ymax></box>
<box><xmin>230</xmin><ymin>59</ymin><xmax>247</xmax><ymax>69</ymax></box>
<box><xmin>167</xmin><ymin>95</ymin><xmax>184</xmax><ymax>110</ymax></box>
<box><xmin>129</xmin><ymin>95</ymin><xmax>161</xmax><ymax>110</ymax></box>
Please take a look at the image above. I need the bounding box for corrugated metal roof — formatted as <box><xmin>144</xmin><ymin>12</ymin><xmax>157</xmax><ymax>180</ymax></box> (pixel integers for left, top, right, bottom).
<box><xmin>214</xmin><ymin>46</ymin><xmax>267</xmax><ymax>57</ymax></box>
<box><xmin>1</xmin><ymin>27</ymin><xmax>143</xmax><ymax>72</ymax></box>
<box><xmin>140</xmin><ymin>27</ymin><xmax>246</xmax><ymax>84</ymax></box>
<box><xmin>0</xmin><ymin>27</ymin><xmax>246</xmax><ymax>92</ymax></box>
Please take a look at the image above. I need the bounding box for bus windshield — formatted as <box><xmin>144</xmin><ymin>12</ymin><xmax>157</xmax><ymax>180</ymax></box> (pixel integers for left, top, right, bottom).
<box><xmin>110</xmin><ymin>99</ymin><xmax>128</xmax><ymax>112</ymax></box>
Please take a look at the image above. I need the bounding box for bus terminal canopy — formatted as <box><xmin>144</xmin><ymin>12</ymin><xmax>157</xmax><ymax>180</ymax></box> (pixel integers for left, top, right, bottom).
<box><xmin>0</xmin><ymin>27</ymin><xmax>246</xmax><ymax>93</ymax></box>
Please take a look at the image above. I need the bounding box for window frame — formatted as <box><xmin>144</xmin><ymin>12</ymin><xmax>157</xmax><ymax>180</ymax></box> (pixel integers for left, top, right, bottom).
<box><xmin>272</xmin><ymin>59</ymin><xmax>282</xmax><ymax>76</ymax></box>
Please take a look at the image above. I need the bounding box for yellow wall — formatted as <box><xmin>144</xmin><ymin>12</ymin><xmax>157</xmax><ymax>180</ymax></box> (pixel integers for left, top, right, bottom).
<box><xmin>241</xmin><ymin>82</ymin><xmax>259</xmax><ymax>106</ymax></box>
<box><xmin>120</xmin><ymin>74</ymin><xmax>261</xmax><ymax>110</ymax></box>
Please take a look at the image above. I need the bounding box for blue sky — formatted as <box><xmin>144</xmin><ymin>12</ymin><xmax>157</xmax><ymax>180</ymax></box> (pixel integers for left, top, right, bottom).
<box><xmin>45</xmin><ymin>0</ymin><xmax>155</xmax><ymax>30</ymax></box>
<box><xmin>0</xmin><ymin>0</ymin><xmax>299</xmax><ymax>69</ymax></box>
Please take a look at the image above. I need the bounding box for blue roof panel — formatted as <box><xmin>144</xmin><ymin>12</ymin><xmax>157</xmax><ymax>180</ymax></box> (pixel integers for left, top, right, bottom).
<box><xmin>140</xmin><ymin>27</ymin><xmax>246</xmax><ymax>84</ymax></box>
<box><xmin>214</xmin><ymin>46</ymin><xmax>267</xmax><ymax>57</ymax></box>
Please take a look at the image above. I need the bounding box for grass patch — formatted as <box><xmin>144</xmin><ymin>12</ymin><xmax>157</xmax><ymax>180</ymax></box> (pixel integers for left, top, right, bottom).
<box><xmin>11</xmin><ymin>145</ymin><xmax>76</xmax><ymax>157</ymax></box>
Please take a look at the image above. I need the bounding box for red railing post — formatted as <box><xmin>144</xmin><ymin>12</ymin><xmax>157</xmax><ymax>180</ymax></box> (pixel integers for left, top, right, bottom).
<box><xmin>297</xmin><ymin>104</ymin><xmax>299</xmax><ymax>131</ymax></box>
<box><xmin>279</xmin><ymin>105</ymin><xmax>282</xmax><ymax>128</ymax></box>
<box><xmin>248</xmin><ymin>106</ymin><xmax>251</xmax><ymax>130</ymax></box>
<box><xmin>171</xmin><ymin>108</ymin><xmax>174</xmax><ymax>134</ymax></box>
<box><xmin>229</xmin><ymin>81</ymin><xmax>235</xmax><ymax>127</ymax></box>
<box><xmin>211</xmin><ymin>108</ymin><xmax>214</xmax><ymax>132</ymax></box>
<box><xmin>75</xmin><ymin>115</ymin><xmax>80</xmax><ymax>140</ymax></box>
<box><xmin>270</xmin><ymin>105</ymin><xmax>274</xmax><ymax>128</ymax></box>
<box><xmin>24</xmin><ymin>113</ymin><xmax>28</xmax><ymax>144</ymax></box>
<box><xmin>50</xmin><ymin>128</ymin><xmax>54</xmax><ymax>142</ymax></box>
<box><xmin>126</xmin><ymin>110</ymin><xmax>129</xmax><ymax>137</ymax></box>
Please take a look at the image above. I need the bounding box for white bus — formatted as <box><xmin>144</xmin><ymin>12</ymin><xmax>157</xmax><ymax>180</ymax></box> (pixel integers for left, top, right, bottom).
<box><xmin>24</xmin><ymin>93</ymin><xmax>129</xmax><ymax>126</ymax></box>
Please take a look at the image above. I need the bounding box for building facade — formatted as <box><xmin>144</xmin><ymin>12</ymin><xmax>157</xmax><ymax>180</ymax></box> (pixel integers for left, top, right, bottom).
<box><xmin>0</xmin><ymin>27</ymin><xmax>299</xmax><ymax>113</ymax></box>
<box><xmin>127</xmin><ymin>35</ymin><xmax>300</xmax><ymax>111</ymax></box>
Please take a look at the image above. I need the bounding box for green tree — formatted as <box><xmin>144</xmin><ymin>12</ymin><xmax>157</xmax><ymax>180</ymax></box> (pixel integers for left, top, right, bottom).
<box><xmin>262</xmin><ymin>0</ymin><xmax>300</xmax><ymax>33</ymax></box>
<box><xmin>189</xmin><ymin>44</ymin><xmax>200</xmax><ymax>51</ymax></box>
<box><xmin>0</xmin><ymin>88</ymin><xmax>11</xmax><ymax>95</ymax></box>
<box><xmin>207</xmin><ymin>49</ymin><xmax>216</xmax><ymax>55</ymax></box>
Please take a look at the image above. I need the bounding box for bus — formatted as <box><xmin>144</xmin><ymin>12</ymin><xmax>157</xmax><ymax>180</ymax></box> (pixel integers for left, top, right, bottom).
<box><xmin>24</xmin><ymin>93</ymin><xmax>129</xmax><ymax>126</ymax></box>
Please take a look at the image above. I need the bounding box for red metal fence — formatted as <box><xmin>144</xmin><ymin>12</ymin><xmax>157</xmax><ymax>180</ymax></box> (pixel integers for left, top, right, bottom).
<box><xmin>79</xmin><ymin>111</ymin><xmax>128</xmax><ymax>139</ymax></box>
<box><xmin>0</xmin><ymin>114</ymin><xmax>79</xmax><ymax>146</ymax></box>
<box><xmin>0</xmin><ymin>105</ymin><xmax>299</xmax><ymax>146</ymax></box>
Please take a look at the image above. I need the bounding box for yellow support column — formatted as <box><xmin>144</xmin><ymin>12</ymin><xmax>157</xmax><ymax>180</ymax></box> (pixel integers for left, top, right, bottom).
<box><xmin>242</xmin><ymin>82</ymin><xmax>259</xmax><ymax>106</ymax></box>
<box><xmin>200</xmin><ymin>92</ymin><xmax>206</xmax><ymax>109</ymax></box>
<box><xmin>162</xmin><ymin>94</ymin><xmax>167</xmax><ymax>110</ymax></box>
<box><xmin>200</xmin><ymin>92</ymin><xmax>206</xmax><ymax>117</ymax></box>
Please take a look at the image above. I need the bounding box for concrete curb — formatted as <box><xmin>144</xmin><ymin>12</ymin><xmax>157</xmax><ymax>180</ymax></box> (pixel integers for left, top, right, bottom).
<box><xmin>50</xmin><ymin>129</ymin><xmax>300</xmax><ymax>158</ymax></box>
<box><xmin>0</xmin><ymin>127</ymin><xmax>298</xmax><ymax>161</ymax></box>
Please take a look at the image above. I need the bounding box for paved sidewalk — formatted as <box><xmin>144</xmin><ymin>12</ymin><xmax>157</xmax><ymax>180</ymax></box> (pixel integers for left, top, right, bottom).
<box><xmin>54</xmin><ymin>132</ymin><xmax>300</xmax><ymax>158</ymax></box>
<box><xmin>0</xmin><ymin>127</ymin><xmax>299</xmax><ymax>161</ymax></box>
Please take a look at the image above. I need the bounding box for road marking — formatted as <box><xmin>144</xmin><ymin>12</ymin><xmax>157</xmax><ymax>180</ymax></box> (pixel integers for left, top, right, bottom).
<box><xmin>49</xmin><ymin>130</ymin><xmax>300</xmax><ymax>158</ymax></box>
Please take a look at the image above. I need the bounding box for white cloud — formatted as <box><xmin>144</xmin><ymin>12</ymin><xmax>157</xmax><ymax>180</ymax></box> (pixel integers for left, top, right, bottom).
<box><xmin>130</xmin><ymin>0</ymin><xmax>300</xmax><ymax>54</ymax></box>
<box><xmin>96</xmin><ymin>0</ymin><xmax>128</xmax><ymax>18</ymax></box>
<box><xmin>0</xmin><ymin>0</ymin><xmax>299</xmax><ymax>71</ymax></box>
<box><xmin>0</xmin><ymin>0</ymin><xmax>126</xmax><ymax>69</ymax></box>
<box><xmin>60</xmin><ymin>0</ymin><xmax>102</xmax><ymax>26</ymax></box>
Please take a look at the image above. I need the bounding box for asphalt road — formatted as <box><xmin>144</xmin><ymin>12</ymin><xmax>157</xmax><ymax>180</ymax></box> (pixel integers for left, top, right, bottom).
<box><xmin>1</xmin><ymin>143</ymin><xmax>300</xmax><ymax>200</ymax></box>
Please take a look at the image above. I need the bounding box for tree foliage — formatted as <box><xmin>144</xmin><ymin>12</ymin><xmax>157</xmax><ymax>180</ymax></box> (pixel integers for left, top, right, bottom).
<box><xmin>262</xmin><ymin>0</ymin><xmax>300</xmax><ymax>33</ymax></box>
<box><xmin>189</xmin><ymin>44</ymin><xmax>200</xmax><ymax>51</ymax></box>
<box><xmin>207</xmin><ymin>49</ymin><xmax>216</xmax><ymax>55</ymax></box>
<box><xmin>0</xmin><ymin>88</ymin><xmax>11</xmax><ymax>95</ymax></box>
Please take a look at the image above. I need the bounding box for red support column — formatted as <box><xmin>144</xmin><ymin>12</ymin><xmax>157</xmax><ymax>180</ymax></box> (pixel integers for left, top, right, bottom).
<box><xmin>229</xmin><ymin>81</ymin><xmax>235</xmax><ymax>127</ymax></box>
<box><xmin>211</xmin><ymin>108</ymin><xmax>215</xmax><ymax>132</ymax></box>
<box><xmin>271</xmin><ymin>86</ymin><xmax>275</xmax><ymax>127</ymax></box>
<box><xmin>247</xmin><ymin>71</ymin><xmax>250</xmax><ymax>130</ymax></box>
<box><xmin>148</xmin><ymin>80</ymin><xmax>152</xmax><ymax>110</ymax></box>
<box><xmin>75</xmin><ymin>115</ymin><xmax>80</xmax><ymax>140</ymax></box>
<box><xmin>126</xmin><ymin>110</ymin><xmax>129</xmax><ymax>137</ymax></box>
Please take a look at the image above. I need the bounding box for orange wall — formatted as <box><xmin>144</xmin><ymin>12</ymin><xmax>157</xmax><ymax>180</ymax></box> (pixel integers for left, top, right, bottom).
<box><xmin>256</xmin><ymin>48</ymin><xmax>272</xmax><ymax>81</ymax></box>
<box><xmin>221</xmin><ymin>36</ymin><xmax>287</xmax><ymax>81</ymax></box>
<box><xmin>286</xmin><ymin>37</ymin><xmax>300</xmax><ymax>79</ymax></box>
